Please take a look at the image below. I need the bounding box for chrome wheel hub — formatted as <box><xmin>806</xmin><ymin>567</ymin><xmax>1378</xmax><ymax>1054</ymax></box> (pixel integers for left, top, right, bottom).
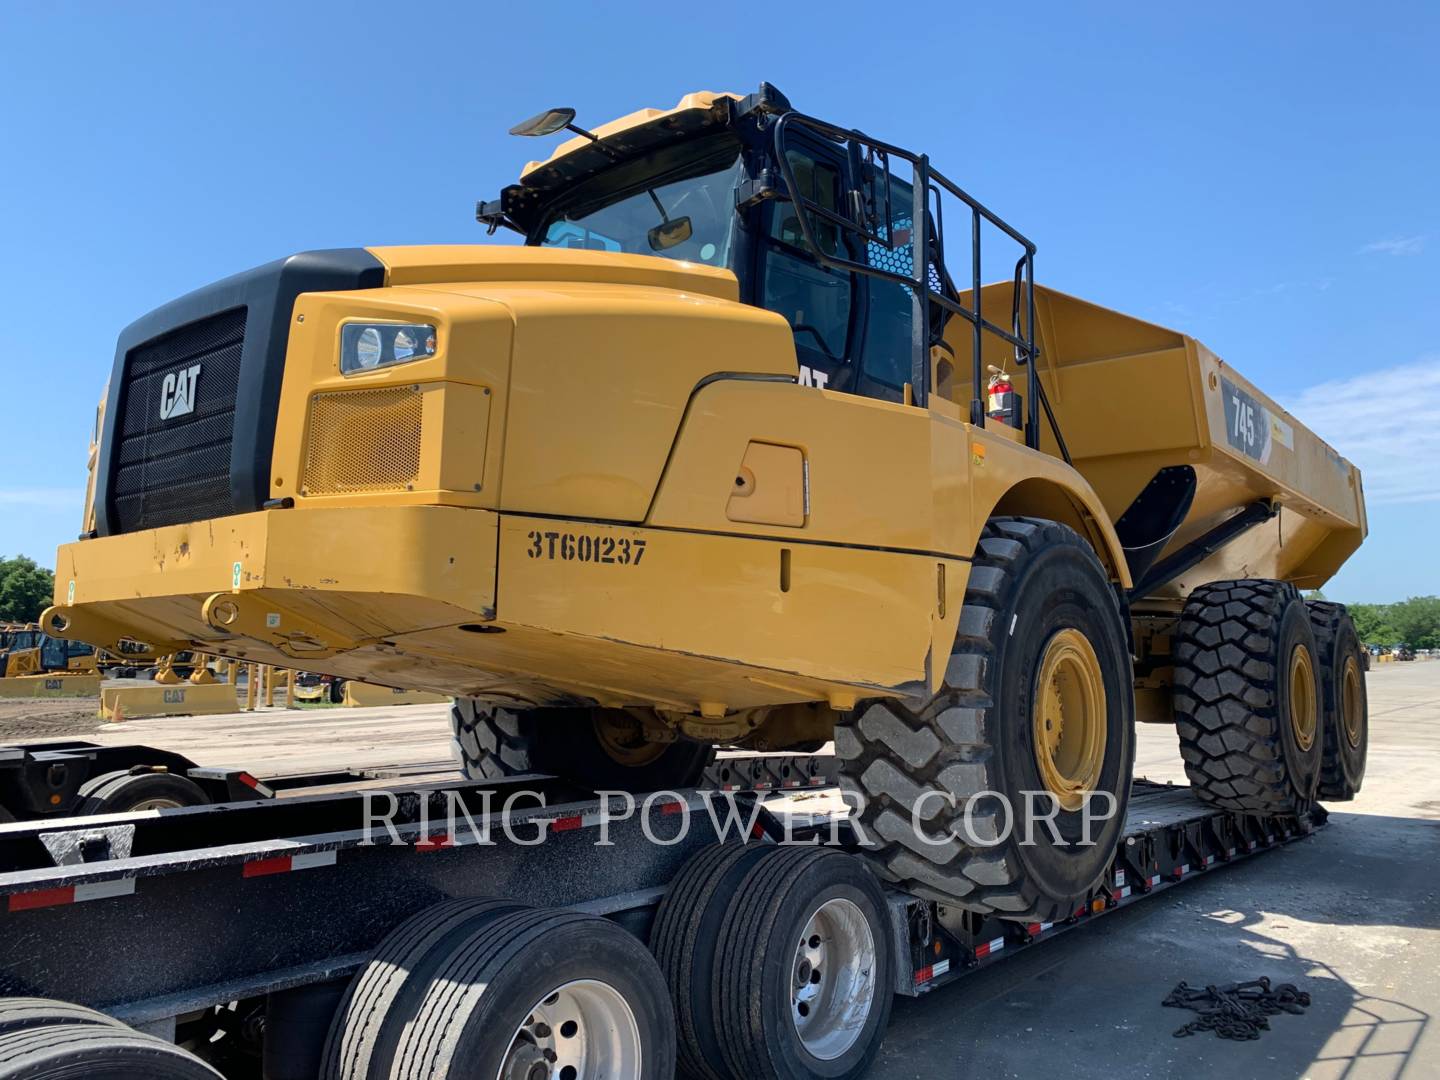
<box><xmin>790</xmin><ymin>897</ymin><xmax>877</xmax><ymax>1061</ymax></box>
<box><xmin>498</xmin><ymin>979</ymin><xmax>641</xmax><ymax>1080</ymax></box>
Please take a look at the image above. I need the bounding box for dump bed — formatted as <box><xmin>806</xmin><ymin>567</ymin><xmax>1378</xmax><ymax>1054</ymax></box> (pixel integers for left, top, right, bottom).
<box><xmin>960</xmin><ymin>284</ymin><xmax>1366</xmax><ymax>598</ymax></box>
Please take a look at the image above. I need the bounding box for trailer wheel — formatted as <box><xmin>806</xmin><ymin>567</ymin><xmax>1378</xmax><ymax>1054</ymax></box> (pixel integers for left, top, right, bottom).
<box><xmin>386</xmin><ymin>907</ymin><xmax>676</xmax><ymax>1079</ymax></box>
<box><xmin>0</xmin><ymin>998</ymin><xmax>126</xmax><ymax>1036</ymax></box>
<box><xmin>322</xmin><ymin>898</ymin><xmax>526</xmax><ymax>1080</ymax></box>
<box><xmin>707</xmin><ymin>846</ymin><xmax>893</xmax><ymax>1080</ymax></box>
<box><xmin>837</xmin><ymin>517</ymin><xmax>1134</xmax><ymax>920</ymax></box>
<box><xmin>451</xmin><ymin>701</ymin><xmax>714</xmax><ymax>792</ymax></box>
<box><xmin>77</xmin><ymin>770</ymin><xmax>210</xmax><ymax>814</ymax></box>
<box><xmin>0</xmin><ymin>1023</ymin><xmax>222</xmax><ymax>1078</ymax></box>
<box><xmin>651</xmin><ymin>843</ymin><xmax>774</xmax><ymax>1080</ymax></box>
<box><xmin>1307</xmin><ymin>600</ymin><xmax>1368</xmax><ymax>800</ymax></box>
<box><xmin>1173</xmin><ymin>579</ymin><xmax>1323</xmax><ymax>813</ymax></box>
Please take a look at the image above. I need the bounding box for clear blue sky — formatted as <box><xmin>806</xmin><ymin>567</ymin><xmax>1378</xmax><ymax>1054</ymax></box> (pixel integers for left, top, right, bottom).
<box><xmin>1</xmin><ymin>2</ymin><xmax>1435</xmax><ymax>603</ymax></box>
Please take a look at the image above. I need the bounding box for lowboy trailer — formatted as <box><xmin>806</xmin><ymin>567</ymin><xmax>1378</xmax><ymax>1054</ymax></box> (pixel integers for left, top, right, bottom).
<box><xmin>0</xmin><ymin>767</ymin><xmax>1321</xmax><ymax>1079</ymax></box>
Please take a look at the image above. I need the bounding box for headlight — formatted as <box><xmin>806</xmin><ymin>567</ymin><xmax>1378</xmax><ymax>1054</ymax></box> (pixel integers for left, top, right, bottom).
<box><xmin>340</xmin><ymin>322</ymin><xmax>437</xmax><ymax>374</ymax></box>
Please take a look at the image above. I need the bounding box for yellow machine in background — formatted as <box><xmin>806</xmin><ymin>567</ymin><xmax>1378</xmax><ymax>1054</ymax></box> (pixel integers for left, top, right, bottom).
<box><xmin>0</xmin><ymin>623</ymin><xmax>97</xmax><ymax>678</ymax></box>
<box><xmin>43</xmin><ymin>84</ymin><xmax>1368</xmax><ymax>927</ymax></box>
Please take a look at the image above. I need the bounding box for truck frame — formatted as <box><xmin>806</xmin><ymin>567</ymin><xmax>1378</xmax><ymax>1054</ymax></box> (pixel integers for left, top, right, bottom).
<box><xmin>0</xmin><ymin>761</ymin><xmax>1322</xmax><ymax>1078</ymax></box>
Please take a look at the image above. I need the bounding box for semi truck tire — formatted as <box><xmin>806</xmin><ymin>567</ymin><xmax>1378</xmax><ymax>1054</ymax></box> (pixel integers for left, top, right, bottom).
<box><xmin>0</xmin><ymin>1023</ymin><xmax>222</xmax><ymax>1079</ymax></box>
<box><xmin>712</xmin><ymin>846</ymin><xmax>893</xmax><ymax>1080</ymax></box>
<box><xmin>651</xmin><ymin>843</ymin><xmax>775</xmax><ymax>1080</ymax></box>
<box><xmin>837</xmin><ymin>517</ymin><xmax>1135</xmax><ymax>922</ymax></box>
<box><xmin>386</xmin><ymin>907</ymin><xmax>676</xmax><ymax>1079</ymax></box>
<box><xmin>1173</xmin><ymin>580</ymin><xmax>1323</xmax><ymax>814</ymax></box>
<box><xmin>450</xmin><ymin>701</ymin><xmax>714</xmax><ymax>792</ymax></box>
<box><xmin>1307</xmin><ymin>600</ymin><xmax>1368</xmax><ymax>800</ymax></box>
<box><xmin>76</xmin><ymin>771</ymin><xmax>210</xmax><ymax>814</ymax></box>
<box><xmin>0</xmin><ymin>999</ymin><xmax>126</xmax><ymax>1036</ymax></box>
<box><xmin>322</xmin><ymin>898</ymin><xmax>525</xmax><ymax>1080</ymax></box>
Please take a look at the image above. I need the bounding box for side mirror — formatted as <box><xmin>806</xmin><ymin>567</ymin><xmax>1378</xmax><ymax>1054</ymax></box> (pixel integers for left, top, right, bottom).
<box><xmin>648</xmin><ymin>216</ymin><xmax>693</xmax><ymax>252</ymax></box>
<box><xmin>509</xmin><ymin>108</ymin><xmax>576</xmax><ymax>137</ymax></box>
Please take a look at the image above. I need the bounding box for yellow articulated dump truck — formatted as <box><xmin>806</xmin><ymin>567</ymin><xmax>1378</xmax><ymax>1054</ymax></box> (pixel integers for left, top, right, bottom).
<box><xmin>43</xmin><ymin>84</ymin><xmax>1366</xmax><ymax>924</ymax></box>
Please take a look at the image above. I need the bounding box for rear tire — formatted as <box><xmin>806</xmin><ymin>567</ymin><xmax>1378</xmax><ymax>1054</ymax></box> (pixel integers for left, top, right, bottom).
<box><xmin>451</xmin><ymin>701</ymin><xmax>714</xmax><ymax>792</ymax></box>
<box><xmin>0</xmin><ymin>999</ymin><xmax>125</xmax><ymax>1037</ymax></box>
<box><xmin>1307</xmin><ymin>600</ymin><xmax>1368</xmax><ymax>800</ymax></box>
<box><xmin>651</xmin><ymin>843</ymin><xmax>774</xmax><ymax>1080</ymax></box>
<box><xmin>322</xmin><ymin>898</ymin><xmax>526</xmax><ymax>1080</ymax></box>
<box><xmin>386</xmin><ymin>907</ymin><xmax>676</xmax><ymax>1079</ymax></box>
<box><xmin>712</xmin><ymin>846</ymin><xmax>893</xmax><ymax>1080</ymax></box>
<box><xmin>837</xmin><ymin>517</ymin><xmax>1134</xmax><ymax>921</ymax></box>
<box><xmin>1173</xmin><ymin>579</ymin><xmax>1323</xmax><ymax>814</ymax></box>
<box><xmin>0</xmin><ymin>1024</ymin><xmax>221</xmax><ymax>1079</ymax></box>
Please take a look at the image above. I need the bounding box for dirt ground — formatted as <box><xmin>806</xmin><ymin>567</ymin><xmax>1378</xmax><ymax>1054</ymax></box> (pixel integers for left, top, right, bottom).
<box><xmin>0</xmin><ymin>698</ymin><xmax>107</xmax><ymax>741</ymax></box>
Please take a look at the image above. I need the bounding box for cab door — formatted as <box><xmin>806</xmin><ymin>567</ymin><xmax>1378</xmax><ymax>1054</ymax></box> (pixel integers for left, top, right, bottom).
<box><xmin>756</xmin><ymin>135</ymin><xmax>861</xmax><ymax>393</ymax></box>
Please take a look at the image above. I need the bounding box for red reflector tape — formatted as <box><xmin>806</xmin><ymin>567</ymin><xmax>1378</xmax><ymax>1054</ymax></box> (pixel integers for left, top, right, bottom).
<box><xmin>914</xmin><ymin>964</ymin><xmax>934</xmax><ymax>985</ymax></box>
<box><xmin>237</xmin><ymin>772</ymin><xmax>261</xmax><ymax>789</ymax></box>
<box><xmin>243</xmin><ymin>856</ymin><xmax>293</xmax><ymax>877</ymax></box>
<box><xmin>550</xmin><ymin>815</ymin><xmax>584</xmax><ymax>833</ymax></box>
<box><xmin>975</xmin><ymin>937</ymin><xmax>1005</xmax><ymax>958</ymax></box>
<box><xmin>660</xmin><ymin>800</ymin><xmax>685</xmax><ymax>816</ymax></box>
<box><xmin>8</xmin><ymin>886</ymin><xmax>75</xmax><ymax>912</ymax></box>
<box><xmin>416</xmin><ymin>834</ymin><xmax>454</xmax><ymax>854</ymax></box>
<box><xmin>244</xmin><ymin>849</ymin><xmax>338</xmax><ymax>875</ymax></box>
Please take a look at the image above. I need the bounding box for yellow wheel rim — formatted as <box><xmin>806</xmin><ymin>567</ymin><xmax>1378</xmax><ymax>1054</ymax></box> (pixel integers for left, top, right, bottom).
<box><xmin>1341</xmin><ymin>655</ymin><xmax>1364</xmax><ymax>749</ymax></box>
<box><xmin>1033</xmin><ymin>628</ymin><xmax>1108</xmax><ymax>813</ymax></box>
<box><xmin>592</xmin><ymin>710</ymin><xmax>667</xmax><ymax>768</ymax></box>
<box><xmin>1289</xmin><ymin>645</ymin><xmax>1318</xmax><ymax>752</ymax></box>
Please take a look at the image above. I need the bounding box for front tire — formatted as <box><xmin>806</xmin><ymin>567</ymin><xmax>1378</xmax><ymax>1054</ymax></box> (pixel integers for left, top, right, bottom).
<box><xmin>450</xmin><ymin>702</ymin><xmax>714</xmax><ymax>792</ymax></box>
<box><xmin>837</xmin><ymin>517</ymin><xmax>1135</xmax><ymax>921</ymax></box>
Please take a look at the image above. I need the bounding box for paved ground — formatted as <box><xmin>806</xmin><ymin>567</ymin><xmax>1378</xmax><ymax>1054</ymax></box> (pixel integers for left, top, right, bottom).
<box><xmin>5</xmin><ymin>663</ymin><xmax>1437</xmax><ymax>1078</ymax></box>
<box><xmin>870</xmin><ymin>661</ymin><xmax>1440</xmax><ymax>1080</ymax></box>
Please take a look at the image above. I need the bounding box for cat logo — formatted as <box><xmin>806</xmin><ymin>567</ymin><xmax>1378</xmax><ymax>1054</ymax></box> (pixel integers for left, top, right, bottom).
<box><xmin>159</xmin><ymin>363</ymin><xmax>202</xmax><ymax>420</ymax></box>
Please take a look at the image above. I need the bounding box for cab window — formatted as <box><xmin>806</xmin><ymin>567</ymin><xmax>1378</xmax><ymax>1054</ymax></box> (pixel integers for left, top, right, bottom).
<box><xmin>859</xmin><ymin>170</ymin><xmax>918</xmax><ymax>390</ymax></box>
<box><xmin>761</xmin><ymin>150</ymin><xmax>854</xmax><ymax>388</ymax></box>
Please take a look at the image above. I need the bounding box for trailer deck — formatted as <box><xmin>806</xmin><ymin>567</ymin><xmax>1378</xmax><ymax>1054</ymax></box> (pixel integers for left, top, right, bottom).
<box><xmin>0</xmin><ymin>761</ymin><xmax>1322</xmax><ymax>1051</ymax></box>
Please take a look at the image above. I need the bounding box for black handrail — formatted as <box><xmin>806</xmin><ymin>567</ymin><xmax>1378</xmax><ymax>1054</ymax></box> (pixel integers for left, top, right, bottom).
<box><xmin>769</xmin><ymin>110</ymin><xmax>1058</xmax><ymax>455</ymax></box>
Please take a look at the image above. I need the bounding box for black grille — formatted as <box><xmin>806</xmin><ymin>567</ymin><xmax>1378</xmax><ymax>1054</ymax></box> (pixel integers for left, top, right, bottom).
<box><xmin>111</xmin><ymin>308</ymin><xmax>246</xmax><ymax>533</ymax></box>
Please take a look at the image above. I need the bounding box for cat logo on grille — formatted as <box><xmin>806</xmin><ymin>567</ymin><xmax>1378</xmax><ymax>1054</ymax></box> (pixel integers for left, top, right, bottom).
<box><xmin>159</xmin><ymin>363</ymin><xmax>202</xmax><ymax>420</ymax></box>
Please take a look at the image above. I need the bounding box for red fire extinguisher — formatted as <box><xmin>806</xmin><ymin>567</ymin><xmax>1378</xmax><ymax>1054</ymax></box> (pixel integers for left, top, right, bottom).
<box><xmin>987</xmin><ymin>365</ymin><xmax>1017</xmax><ymax>427</ymax></box>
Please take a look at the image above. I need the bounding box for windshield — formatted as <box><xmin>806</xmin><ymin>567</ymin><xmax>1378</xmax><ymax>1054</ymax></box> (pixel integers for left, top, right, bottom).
<box><xmin>537</xmin><ymin>150</ymin><xmax>744</xmax><ymax>269</ymax></box>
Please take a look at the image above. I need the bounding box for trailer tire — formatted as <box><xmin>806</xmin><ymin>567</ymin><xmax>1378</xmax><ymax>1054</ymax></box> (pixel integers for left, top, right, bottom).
<box><xmin>651</xmin><ymin>842</ymin><xmax>774</xmax><ymax>1080</ymax></box>
<box><xmin>837</xmin><ymin>517</ymin><xmax>1134</xmax><ymax>921</ymax></box>
<box><xmin>0</xmin><ymin>999</ymin><xmax>125</xmax><ymax>1036</ymax></box>
<box><xmin>387</xmin><ymin>907</ymin><xmax>676</xmax><ymax>1079</ymax></box>
<box><xmin>451</xmin><ymin>700</ymin><xmax>714</xmax><ymax>792</ymax></box>
<box><xmin>1307</xmin><ymin>600</ymin><xmax>1368</xmax><ymax>800</ymax></box>
<box><xmin>76</xmin><ymin>771</ymin><xmax>210</xmax><ymax>814</ymax></box>
<box><xmin>1173</xmin><ymin>580</ymin><xmax>1323</xmax><ymax>814</ymax></box>
<box><xmin>711</xmin><ymin>846</ymin><xmax>894</xmax><ymax>1080</ymax></box>
<box><xmin>0</xmin><ymin>1023</ymin><xmax>222</xmax><ymax>1078</ymax></box>
<box><xmin>322</xmin><ymin>898</ymin><xmax>526</xmax><ymax>1080</ymax></box>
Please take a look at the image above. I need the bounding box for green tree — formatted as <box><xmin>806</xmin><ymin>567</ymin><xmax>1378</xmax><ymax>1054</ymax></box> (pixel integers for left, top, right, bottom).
<box><xmin>0</xmin><ymin>556</ymin><xmax>55</xmax><ymax>623</ymax></box>
<box><xmin>1389</xmin><ymin>596</ymin><xmax>1440</xmax><ymax>650</ymax></box>
<box><xmin>1348</xmin><ymin>603</ymin><xmax>1400</xmax><ymax>646</ymax></box>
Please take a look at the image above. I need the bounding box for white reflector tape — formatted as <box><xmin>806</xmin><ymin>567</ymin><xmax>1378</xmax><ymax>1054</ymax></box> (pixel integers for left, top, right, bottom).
<box><xmin>74</xmin><ymin>878</ymin><xmax>137</xmax><ymax>903</ymax></box>
<box><xmin>290</xmin><ymin>851</ymin><xmax>338</xmax><ymax>871</ymax></box>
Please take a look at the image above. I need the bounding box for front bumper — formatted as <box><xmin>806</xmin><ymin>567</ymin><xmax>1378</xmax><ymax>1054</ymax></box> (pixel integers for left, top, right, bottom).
<box><xmin>44</xmin><ymin>505</ymin><xmax>497</xmax><ymax>663</ymax></box>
